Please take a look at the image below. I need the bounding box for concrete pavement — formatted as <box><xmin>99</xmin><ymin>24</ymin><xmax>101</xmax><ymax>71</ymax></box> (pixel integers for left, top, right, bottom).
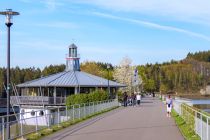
<box><xmin>42</xmin><ymin>97</ymin><xmax>184</xmax><ymax>140</ymax></box>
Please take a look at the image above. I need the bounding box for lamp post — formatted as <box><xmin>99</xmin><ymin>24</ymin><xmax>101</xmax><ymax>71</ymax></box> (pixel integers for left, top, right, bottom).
<box><xmin>0</xmin><ymin>9</ymin><xmax>19</xmax><ymax>139</ymax></box>
<box><xmin>107</xmin><ymin>64</ymin><xmax>110</xmax><ymax>98</ymax></box>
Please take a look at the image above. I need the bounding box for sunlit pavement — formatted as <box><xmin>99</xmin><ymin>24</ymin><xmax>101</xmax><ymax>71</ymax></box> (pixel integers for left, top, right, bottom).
<box><xmin>42</xmin><ymin>97</ymin><xmax>184</xmax><ymax>140</ymax></box>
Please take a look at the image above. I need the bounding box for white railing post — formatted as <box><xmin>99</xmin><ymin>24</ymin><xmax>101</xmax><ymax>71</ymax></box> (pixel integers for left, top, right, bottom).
<box><xmin>207</xmin><ymin>117</ymin><xmax>209</xmax><ymax>140</ymax></box>
<box><xmin>101</xmin><ymin>101</ymin><xmax>103</xmax><ymax>111</ymax></box>
<box><xmin>2</xmin><ymin>117</ymin><xmax>5</xmax><ymax>140</ymax></box>
<box><xmin>195</xmin><ymin>111</ymin><xmax>197</xmax><ymax>133</ymax></box>
<box><xmin>99</xmin><ymin>101</ymin><xmax>101</xmax><ymax>111</ymax></box>
<box><xmin>72</xmin><ymin>105</ymin><xmax>75</xmax><ymax>121</ymax></box>
<box><xmin>93</xmin><ymin>102</ymin><xmax>95</xmax><ymax>114</ymax></box>
<box><xmin>78</xmin><ymin>105</ymin><xmax>81</xmax><ymax>119</ymax></box>
<box><xmin>20</xmin><ymin>112</ymin><xmax>23</xmax><ymax>137</ymax></box>
<box><xmin>66</xmin><ymin>106</ymin><xmax>68</xmax><ymax>121</ymax></box>
<box><xmin>200</xmin><ymin>113</ymin><xmax>203</xmax><ymax>140</ymax></box>
<box><xmin>102</xmin><ymin>101</ymin><xmax>104</xmax><ymax>110</ymax></box>
<box><xmin>89</xmin><ymin>102</ymin><xmax>91</xmax><ymax>115</ymax></box>
<box><xmin>48</xmin><ymin>111</ymin><xmax>50</xmax><ymax>128</ymax></box>
<box><xmin>181</xmin><ymin>104</ymin><xmax>182</xmax><ymax>116</ymax></box>
<box><xmin>97</xmin><ymin>101</ymin><xmax>99</xmax><ymax>112</ymax></box>
<box><xmin>98</xmin><ymin>101</ymin><xmax>100</xmax><ymax>112</ymax></box>
<box><xmin>83</xmin><ymin>103</ymin><xmax>86</xmax><ymax>118</ymax></box>
<box><xmin>95</xmin><ymin>102</ymin><xmax>97</xmax><ymax>113</ymax></box>
<box><xmin>90</xmin><ymin>103</ymin><xmax>92</xmax><ymax>114</ymax></box>
<box><xmin>35</xmin><ymin>111</ymin><xmax>38</xmax><ymax>133</ymax></box>
<box><xmin>58</xmin><ymin>107</ymin><xmax>60</xmax><ymax>125</ymax></box>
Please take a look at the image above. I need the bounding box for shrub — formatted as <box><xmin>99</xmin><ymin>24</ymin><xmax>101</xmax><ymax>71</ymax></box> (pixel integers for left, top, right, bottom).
<box><xmin>117</xmin><ymin>91</ymin><xmax>123</xmax><ymax>103</ymax></box>
<box><xmin>40</xmin><ymin>128</ymin><xmax>53</xmax><ymax>136</ymax></box>
<box><xmin>66</xmin><ymin>90</ymin><xmax>109</xmax><ymax>107</ymax></box>
<box><xmin>26</xmin><ymin>133</ymin><xmax>40</xmax><ymax>140</ymax></box>
<box><xmin>51</xmin><ymin>125</ymin><xmax>63</xmax><ymax>132</ymax></box>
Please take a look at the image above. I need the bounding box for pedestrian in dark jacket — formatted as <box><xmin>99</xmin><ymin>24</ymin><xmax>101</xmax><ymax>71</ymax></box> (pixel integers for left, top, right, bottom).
<box><xmin>123</xmin><ymin>92</ymin><xmax>128</xmax><ymax>107</ymax></box>
<box><xmin>131</xmin><ymin>93</ymin><xmax>136</xmax><ymax>106</ymax></box>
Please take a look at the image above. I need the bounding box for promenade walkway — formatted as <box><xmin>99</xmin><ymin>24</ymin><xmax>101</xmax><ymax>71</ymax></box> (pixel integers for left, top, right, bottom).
<box><xmin>42</xmin><ymin>97</ymin><xmax>184</xmax><ymax>140</ymax></box>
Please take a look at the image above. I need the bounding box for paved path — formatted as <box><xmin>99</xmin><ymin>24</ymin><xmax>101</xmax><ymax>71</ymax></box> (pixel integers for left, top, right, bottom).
<box><xmin>42</xmin><ymin>97</ymin><xmax>184</xmax><ymax>140</ymax></box>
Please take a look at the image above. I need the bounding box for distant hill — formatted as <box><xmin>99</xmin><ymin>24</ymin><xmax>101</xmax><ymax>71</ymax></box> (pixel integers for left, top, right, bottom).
<box><xmin>186</xmin><ymin>50</ymin><xmax>210</xmax><ymax>62</ymax></box>
<box><xmin>136</xmin><ymin>50</ymin><xmax>210</xmax><ymax>95</ymax></box>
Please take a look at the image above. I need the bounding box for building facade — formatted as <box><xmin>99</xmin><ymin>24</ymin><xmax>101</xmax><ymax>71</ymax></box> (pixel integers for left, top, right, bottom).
<box><xmin>10</xmin><ymin>44</ymin><xmax>125</xmax><ymax>125</ymax></box>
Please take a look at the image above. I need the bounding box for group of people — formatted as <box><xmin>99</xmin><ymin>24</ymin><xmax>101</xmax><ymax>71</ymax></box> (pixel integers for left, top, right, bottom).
<box><xmin>122</xmin><ymin>92</ymin><xmax>173</xmax><ymax>118</ymax></box>
<box><xmin>123</xmin><ymin>92</ymin><xmax>141</xmax><ymax>107</ymax></box>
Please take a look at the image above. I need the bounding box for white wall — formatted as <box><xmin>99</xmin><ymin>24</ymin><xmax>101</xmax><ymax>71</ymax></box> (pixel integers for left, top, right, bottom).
<box><xmin>20</xmin><ymin>108</ymin><xmax>50</xmax><ymax>126</ymax></box>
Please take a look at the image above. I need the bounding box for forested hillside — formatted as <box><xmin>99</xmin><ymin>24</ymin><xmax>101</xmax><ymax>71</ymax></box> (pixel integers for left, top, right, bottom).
<box><xmin>186</xmin><ymin>50</ymin><xmax>210</xmax><ymax>62</ymax></box>
<box><xmin>137</xmin><ymin>50</ymin><xmax>210</xmax><ymax>94</ymax></box>
<box><xmin>0</xmin><ymin>50</ymin><xmax>210</xmax><ymax>96</ymax></box>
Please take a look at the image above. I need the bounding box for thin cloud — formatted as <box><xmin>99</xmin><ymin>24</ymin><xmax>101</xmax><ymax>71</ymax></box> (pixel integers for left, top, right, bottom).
<box><xmin>75</xmin><ymin>0</ymin><xmax>210</xmax><ymax>25</ymax></box>
<box><xmin>92</xmin><ymin>12</ymin><xmax>210</xmax><ymax>42</ymax></box>
<box><xmin>43</xmin><ymin>0</ymin><xmax>63</xmax><ymax>10</ymax></box>
<box><xmin>20</xmin><ymin>0</ymin><xmax>64</xmax><ymax>11</ymax></box>
<box><xmin>35</xmin><ymin>21</ymin><xmax>78</xmax><ymax>29</ymax></box>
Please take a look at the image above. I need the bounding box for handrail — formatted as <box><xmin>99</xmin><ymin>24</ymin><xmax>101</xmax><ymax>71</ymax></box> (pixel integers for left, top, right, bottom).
<box><xmin>10</xmin><ymin>96</ymin><xmax>66</xmax><ymax>105</ymax></box>
<box><xmin>0</xmin><ymin>99</ymin><xmax>115</xmax><ymax>119</ymax></box>
<box><xmin>182</xmin><ymin>103</ymin><xmax>210</xmax><ymax>118</ymax></box>
<box><xmin>0</xmin><ymin>99</ymin><xmax>118</xmax><ymax>139</ymax></box>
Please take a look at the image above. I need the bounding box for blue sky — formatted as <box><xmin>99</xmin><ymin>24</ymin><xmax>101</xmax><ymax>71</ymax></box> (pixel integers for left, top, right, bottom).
<box><xmin>0</xmin><ymin>0</ymin><xmax>210</xmax><ymax>68</ymax></box>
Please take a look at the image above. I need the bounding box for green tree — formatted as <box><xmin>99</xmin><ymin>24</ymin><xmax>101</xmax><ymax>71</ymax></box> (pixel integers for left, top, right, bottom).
<box><xmin>144</xmin><ymin>79</ymin><xmax>156</xmax><ymax>92</ymax></box>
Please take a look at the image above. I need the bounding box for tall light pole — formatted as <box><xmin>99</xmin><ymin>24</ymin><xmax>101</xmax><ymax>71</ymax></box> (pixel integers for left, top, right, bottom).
<box><xmin>107</xmin><ymin>64</ymin><xmax>110</xmax><ymax>98</ymax></box>
<box><xmin>0</xmin><ymin>9</ymin><xmax>19</xmax><ymax>139</ymax></box>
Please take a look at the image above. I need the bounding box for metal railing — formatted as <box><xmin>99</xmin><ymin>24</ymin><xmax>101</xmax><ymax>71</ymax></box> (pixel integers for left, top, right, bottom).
<box><xmin>0</xmin><ymin>99</ymin><xmax>118</xmax><ymax>140</ymax></box>
<box><xmin>179</xmin><ymin>103</ymin><xmax>210</xmax><ymax>140</ymax></box>
<box><xmin>0</xmin><ymin>99</ymin><xmax>7</xmax><ymax>107</ymax></box>
<box><xmin>10</xmin><ymin>96</ymin><xmax>66</xmax><ymax>105</ymax></box>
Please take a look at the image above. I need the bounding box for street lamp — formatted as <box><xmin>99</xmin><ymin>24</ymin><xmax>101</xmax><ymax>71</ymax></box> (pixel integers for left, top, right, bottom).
<box><xmin>107</xmin><ymin>64</ymin><xmax>111</xmax><ymax>98</ymax></box>
<box><xmin>0</xmin><ymin>9</ymin><xmax>19</xmax><ymax>139</ymax></box>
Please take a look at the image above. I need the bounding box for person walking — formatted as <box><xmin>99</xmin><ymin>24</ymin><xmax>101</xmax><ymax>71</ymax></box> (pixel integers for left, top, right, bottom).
<box><xmin>136</xmin><ymin>93</ymin><xmax>141</xmax><ymax>106</ymax></box>
<box><xmin>152</xmin><ymin>92</ymin><xmax>155</xmax><ymax>98</ymax></box>
<box><xmin>123</xmin><ymin>92</ymin><xmax>128</xmax><ymax>107</ymax></box>
<box><xmin>131</xmin><ymin>93</ymin><xmax>136</xmax><ymax>107</ymax></box>
<box><xmin>166</xmin><ymin>95</ymin><xmax>173</xmax><ymax>117</ymax></box>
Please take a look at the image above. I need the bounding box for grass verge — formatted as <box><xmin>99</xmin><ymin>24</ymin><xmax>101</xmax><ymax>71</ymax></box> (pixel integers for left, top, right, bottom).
<box><xmin>171</xmin><ymin>109</ymin><xmax>200</xmax><ymax>140</ymax></box>
<box><xmin>20</xmin><ymin>106</ymin><xmax>119</xmax><ymax>140</ymax></box>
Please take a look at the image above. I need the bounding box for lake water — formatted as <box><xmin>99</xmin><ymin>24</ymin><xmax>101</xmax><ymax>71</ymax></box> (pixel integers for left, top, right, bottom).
<box><xmin>175</xmin><ymin>97</ymin><xmax>210</xmax><ymax>114</ymax></box>
<box><xmin>193</xmin><ymin>103</ymin><xmax>210</xmax><ymax>113</ymax></box>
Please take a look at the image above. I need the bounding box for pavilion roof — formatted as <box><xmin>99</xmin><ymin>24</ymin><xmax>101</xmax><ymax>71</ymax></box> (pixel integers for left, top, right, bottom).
<box><xmin>17</xmin><ymin>70</ymin><xmax>126</xmax><ymax>88</ymax></box>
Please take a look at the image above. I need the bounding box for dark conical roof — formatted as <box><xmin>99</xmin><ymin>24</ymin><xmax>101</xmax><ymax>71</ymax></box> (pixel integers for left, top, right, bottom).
<box><xmin>69</xmin><ymin>43</ymin><xmax>77</xmax><ymax>48</ymax></box>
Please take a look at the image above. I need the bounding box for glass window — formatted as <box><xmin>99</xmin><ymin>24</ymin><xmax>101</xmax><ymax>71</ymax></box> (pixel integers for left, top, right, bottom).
<box><xmin>39</xmin><ymin>110</ymin><xmax>44</xmax><ymax>116</ymax></box>
<box><xmin>21</xmin><ymin>109</ymin><xmax>25</xmax><ymax>114</ymax></box>
<box><xmin>31</xmin><ymin>110</ymin><xmax>35</xmax><ymax>116</ymax></box>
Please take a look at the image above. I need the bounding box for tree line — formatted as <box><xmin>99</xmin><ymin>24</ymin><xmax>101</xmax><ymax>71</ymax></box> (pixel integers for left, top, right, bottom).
<box><xmin>0</xmin><ymin>50</ymin><xmax>210</xmax><ymax>97</ymax></box>
<box><xmin>187</xmin><ymin>50</ymin><xmax>210</xmax><ymax>62</ymax></box>
<box><xmin>0</xmin><ymin>62</ymin><xmax>113</xmax><ymax>97</ymax></box>
<box><xmin>137</xmin><ymin>51</ymin><xmax>210</xmax><ymax>94</ymax></box>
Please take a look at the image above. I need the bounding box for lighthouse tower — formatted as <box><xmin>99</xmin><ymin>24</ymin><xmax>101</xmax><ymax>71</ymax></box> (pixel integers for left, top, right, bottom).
<box><xmin>66</xmin><ymin>44</ymin><xmax>80</xmax><ymax>71</ymax></box>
